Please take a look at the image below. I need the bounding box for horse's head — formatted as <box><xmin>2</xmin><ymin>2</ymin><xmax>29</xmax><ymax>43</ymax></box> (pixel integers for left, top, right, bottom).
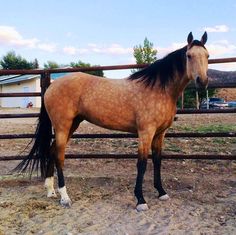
<box><xmin>186</xmin><ymin>32</ymin><xmax>209</xmax><ymax>89</ymax></box>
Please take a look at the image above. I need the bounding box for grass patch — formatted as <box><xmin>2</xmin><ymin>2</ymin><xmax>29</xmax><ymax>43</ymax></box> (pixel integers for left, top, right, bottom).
<box><xmin>172</xmin><ymin>124</ymin><xmax>236</xmax><ymax>133</ymax></box>
<box><xmin>212</xmin><ymin>138</ymin><xmax>228</xmax><ymax>144</ymax></box>
<box><xmin>165</xmin><ymin>143</ymin><xmax>182</xmax><ymax>152</ymax></box>
<box><xmin>194</xmin><ymin>124</ymin><xmax>236</xmax><ymax>133</ymax></box>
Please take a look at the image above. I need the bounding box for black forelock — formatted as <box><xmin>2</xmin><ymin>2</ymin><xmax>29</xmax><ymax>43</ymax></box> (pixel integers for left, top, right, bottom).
<box><xmin>189</xmin><ymin>40</ymin><xmax>206</xmax><ymax>49</ymax></box>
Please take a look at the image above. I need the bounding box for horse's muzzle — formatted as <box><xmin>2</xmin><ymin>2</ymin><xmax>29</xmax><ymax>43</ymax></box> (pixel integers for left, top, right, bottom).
<box><xmin>195</xmin><ymin>76</ymin><xmax>208</xmax><ymax>90</ymax></box>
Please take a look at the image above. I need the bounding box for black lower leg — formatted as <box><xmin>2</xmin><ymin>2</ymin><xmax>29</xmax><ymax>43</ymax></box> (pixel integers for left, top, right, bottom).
<box><xmin>55</xmin><ymin>160</ymin><xmax>65</xmax><ymax>188</ymax></box>
<box><xmin>45</xmin><ymin>142</ymin><xmax>56</xmax><ymax>178</ymax></box>
<box><xmin>46</xmin><ymin>157</ymin><xmax>55</xmax><ymax>178</ymax></box>
<box><xmin>57</xmin><ymin>167</ymin><xmax>65</xmax><ymax>188</ymax></box>
<box><xmin>152</xmin><ymin>151</ymin><xmax>167</xmax><ymax>197</ymax></box>
<box><xmin>134</xmin><ymin>159</ymin><xmax>147</xmax><ymax>205</ymax></box>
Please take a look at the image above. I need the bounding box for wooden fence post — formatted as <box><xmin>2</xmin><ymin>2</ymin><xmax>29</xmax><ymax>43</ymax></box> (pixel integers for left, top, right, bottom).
<box><xmin>206</xmin><ymin>89</ymin><xmax>209</xmax><ymax>109</ymax></box>
<box><xmin>181</xmin><ymin>92</ymin><xmax>184</xmax><ymax>110</ymax></box>
<box><xmin>196</xmin><ymin>91</ymin><xmax>199</xmax><ymax>109</ymax></box>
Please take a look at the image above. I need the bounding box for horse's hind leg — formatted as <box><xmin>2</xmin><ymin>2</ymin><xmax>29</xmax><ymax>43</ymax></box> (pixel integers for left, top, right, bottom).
<box><xmin>54</xmin><ymin>127</ymin><xmax>72</xmax><ymax>207</ymax></box>
<box><xmin>56</xmin><ymin>117</ymin><xmax>84</xmax><ymax>207</ymax></box>
<box><xmin>44</xmin><ymin>141</ymin><xmax>57</xmax><ymax>198</ymax></box>
<box><xmin>44</xmin><ymin>117</ymin><xmax>83</xmax><ymax>199</ymax></box>
<box><xmin>151</xmin><ymin>132</ymin><xmax>169</xmax><ymax>201</ymax></box>
<box><xmin>44</xmin><ymin>117</ymin><xmax>83</xmax><ymax>202</ymax></box>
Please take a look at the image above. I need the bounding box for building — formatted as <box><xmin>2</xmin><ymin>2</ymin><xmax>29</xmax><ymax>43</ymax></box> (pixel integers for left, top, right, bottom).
<box><xmin>0</xmin><ymin>72</ymin><xmax>70</xmax><ymax>108</ymax></box>
<box><xmin>0</xmin><ymin>74</ymin><xmax>41</xmax><ymax>108</ymax></box>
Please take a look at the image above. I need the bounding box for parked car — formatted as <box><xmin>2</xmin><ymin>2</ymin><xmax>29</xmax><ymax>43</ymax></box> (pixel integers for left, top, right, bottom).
<box><xmin>228</xmin><ymin>101</ymin><xmax>236</xmax><ymax>108</ymax></box>
<box><xmin>200</xmin><ymin>97</ymin><xmax>228</xmax><ymax>109</ymax></box>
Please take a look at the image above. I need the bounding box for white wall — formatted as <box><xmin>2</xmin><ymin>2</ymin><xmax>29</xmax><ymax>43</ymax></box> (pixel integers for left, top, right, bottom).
<box><xmin>1</xmin><ymin>78</ymin><xmax>41</xmax><ymax>108</ymax></box>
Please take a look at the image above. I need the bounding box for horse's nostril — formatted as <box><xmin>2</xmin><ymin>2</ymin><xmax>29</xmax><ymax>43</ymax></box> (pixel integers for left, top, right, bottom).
<box><xmin>195</xmin><ymin>76</ymin><xmax>208</xmax><ymax>90</ymax></box>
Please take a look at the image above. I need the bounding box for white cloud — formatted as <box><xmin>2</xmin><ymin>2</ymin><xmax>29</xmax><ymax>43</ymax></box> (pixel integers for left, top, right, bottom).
<box><xmin>0</xmin><ymin>25</ymin><xmax>57</xmax><ymax>52</ymax></box>
<box><xmin>156</xmin><ymin>42</ymin><xmax>186</xmax><ymax>57</ymax></box>
<box><xmin>204</xmin><ymin>25</ymin><xmax>229</xmax><ymax>33</ymax></box>
<box><xmin>38</xmin><ymin>43</ymin><xmax>57</xmax><ymax>52</ymax></box>
<box><xmin>62</xmin><ymin>43</ymin><xmax>132</xmax><ymax>56</ymax></box>
<box><xmin>77</xmin><ymin>48</ymin><xmax>89</xmax><ymax>54</ymax></box>
<box><xmin>63</xmin><ymin>46</ymin><xmax>77</xmax><ymax>55</ymax></box>
<box><xmin>104</xmin><ymin>44</ymin><xmax>132</xmax><ymax>55</ymax></box>
<box><xmin>88</xmin><ymin>43</ymin><xmax>97</xmax><ymax>48</ymax></box>
<box><xmin>0</xmin><ymin>25</ymin><xmax>39</xmax><ymax>48</ymax></box>
<box><xmin>66</xmin><ymin>32</ymin><xmax>73</xmax><ymax>38</ymax></box>
<box><xmin>87</xmin><ymin>43</ymin><xmax>132</xmax><ymax>55</ymax></box>
<box><xmin>63</xmin><ymin>46</ymin><xmax>89</xmax><ymax>55</ymax></box>
<box><xmin>207</xmin><ymin>40</ymin><xmax>236</xmax><ymax>57</ymax></box>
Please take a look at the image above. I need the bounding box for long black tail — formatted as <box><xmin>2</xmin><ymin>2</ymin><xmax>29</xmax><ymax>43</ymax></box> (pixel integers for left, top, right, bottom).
<box><xmin>14</xmin><ymin>101</ymin><xmax>52</xmax><ymax>178</ymax></box>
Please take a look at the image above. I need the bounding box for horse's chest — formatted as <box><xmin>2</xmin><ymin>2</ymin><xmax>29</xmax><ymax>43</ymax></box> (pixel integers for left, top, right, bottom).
<box><xmin>150</xmin><ymin>103</ymin><xmax>176</xmax><ymax>129</ymax></box>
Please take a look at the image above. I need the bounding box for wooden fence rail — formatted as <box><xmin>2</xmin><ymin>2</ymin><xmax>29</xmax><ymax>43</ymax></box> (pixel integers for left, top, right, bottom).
<box><xmin>1</xmin><ymin>154</ymin><xmax>236</xmax><ymax>161</ymax></box>
<box><xmin>0</xmin><ymin>132</ymin><xmax>236</xmax><ymax>140</ymax></box>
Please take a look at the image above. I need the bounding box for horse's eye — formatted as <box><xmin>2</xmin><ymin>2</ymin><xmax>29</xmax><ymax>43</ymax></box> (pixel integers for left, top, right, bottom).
<box><xmin>187</xmin><ymin>54</ymin><xmax>191</xmax><ymax>59</ymax></box>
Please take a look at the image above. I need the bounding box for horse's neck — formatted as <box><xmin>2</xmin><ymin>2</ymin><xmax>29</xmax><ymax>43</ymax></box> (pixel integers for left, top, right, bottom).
<box><xmin>168</xmin><ymin>73</ymin><xmax>190</xmax><ymax>101</ymax></box>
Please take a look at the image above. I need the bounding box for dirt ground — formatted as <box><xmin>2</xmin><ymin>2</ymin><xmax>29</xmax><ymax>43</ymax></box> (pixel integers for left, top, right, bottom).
<box><xmin>0</xmin><ymin>108</ymin><xmax>235</xmax><ymax>235</ymax></box>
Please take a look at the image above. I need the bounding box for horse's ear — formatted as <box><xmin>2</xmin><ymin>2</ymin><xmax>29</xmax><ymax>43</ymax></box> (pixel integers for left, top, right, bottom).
<box><xmin>201</xmin><ymin>31</ymin><xmax>208</xmax><ymax>45</ymax></box>
<box><xmin>187</xmin><ymin>32</ymin><xmax>193</xmax><ymax>45</ymax></box>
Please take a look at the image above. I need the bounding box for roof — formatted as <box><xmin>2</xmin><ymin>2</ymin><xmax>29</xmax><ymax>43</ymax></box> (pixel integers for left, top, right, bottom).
<box><xmin>0</xmin><ymin>72</ymin><xmax>71</xmax><ymax>85</ymax></box>
<box><xmin>0</xmin><ymin>74</ymin><xmax>40</xmax><ymax>85</ymax></box>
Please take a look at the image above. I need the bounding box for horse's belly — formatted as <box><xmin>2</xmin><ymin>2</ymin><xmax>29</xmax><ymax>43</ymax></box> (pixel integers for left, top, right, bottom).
<box><xmin>82</xmin><ymin>107</ymin><xmax>136</xmax><ymax>133</ymax></box>
<box><xmin>89</xmin><ymin>119</ymin><xmax>136</xmax><ymax>133</ymax></box>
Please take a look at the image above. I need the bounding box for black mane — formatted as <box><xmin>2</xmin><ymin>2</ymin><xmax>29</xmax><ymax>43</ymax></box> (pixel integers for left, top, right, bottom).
<box><xmin>129</xmin><ymin>40</ymin><xmax>206</xmax><ymax>89</ymax></box>
<box><xmin>128</xmin><ymin>46</ymin><xmax>187</xmax><ymax>89</ymax></box>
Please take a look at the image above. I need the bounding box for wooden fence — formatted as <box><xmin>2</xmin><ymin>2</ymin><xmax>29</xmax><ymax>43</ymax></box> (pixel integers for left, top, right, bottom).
<box><xmin>0</xmin><ymin>57</ymin><xmax>236</xmax><ymax>161</ymax></box>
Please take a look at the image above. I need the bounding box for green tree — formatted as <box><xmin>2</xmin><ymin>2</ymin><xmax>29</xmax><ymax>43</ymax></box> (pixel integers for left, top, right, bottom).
<box><xmin>44</xmin><ymin>61</ymin><xmax>60</xmax><ymax>69</ymax></box>
<box><xmin>0</xmin><ymin>51</ymin><xmax>38</xmax><ymax>69</ymax></box>
<box><xmin>133</xmin><ymin>37</ymin><xmax>157</xmax><ymax>65</ymax></box>
<box><xmin>70</xmin><ymin>60</ymin><xmax>104</xmax><ymax>77</ymax></box>
<box><xmin>32</xmin><ymin>58</ymin><xmax>39</xmax><ymax>69</ymax></box>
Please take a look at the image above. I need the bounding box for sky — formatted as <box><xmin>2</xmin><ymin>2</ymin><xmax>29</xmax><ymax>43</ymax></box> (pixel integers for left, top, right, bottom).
<box><xmin>0</xmin><ymin>0</ymin><xmax>236</xmax><ymax>78</ymax></box>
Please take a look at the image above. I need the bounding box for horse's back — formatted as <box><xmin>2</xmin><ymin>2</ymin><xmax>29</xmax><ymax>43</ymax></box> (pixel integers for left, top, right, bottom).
<box><xmin>44</xmin><ymin>72</ymin><xmax>137</xmax><ymax>132</ymax></box>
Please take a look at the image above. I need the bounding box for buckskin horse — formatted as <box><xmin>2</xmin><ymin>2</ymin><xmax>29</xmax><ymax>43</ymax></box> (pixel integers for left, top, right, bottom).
<box><xmin>15</xmin><ymin>32</ymin><xmax>209</xmax><ymax>211</ymax></box>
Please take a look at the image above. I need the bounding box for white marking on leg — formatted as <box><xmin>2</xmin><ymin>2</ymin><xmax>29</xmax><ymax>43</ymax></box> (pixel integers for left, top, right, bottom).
<box><xmin>159</xmin><ymin>194</ymin><xmax>170</xmax><ymax>201</ymax></box>
<box><xmin>58</xmin><ymin>186</ymin><xmax>72</xmax><ymax>208</ymax></box>
<box><xmin>136</xmin><ymin>203</ymin><xmax>149</xmax><ymax>212</ymax></box>
<box><xmin>44</xmin><ymin>177</ymin><xmax>57</xmax><ymax>198</ymax></box>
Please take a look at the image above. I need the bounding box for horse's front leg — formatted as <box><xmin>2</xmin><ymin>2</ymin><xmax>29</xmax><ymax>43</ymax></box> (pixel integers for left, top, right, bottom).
<box><xmin>135</xmin><ymin>158</ymin><xmax>148</xmax><ymax>211</ymax></box>
<box><xmin>151</xmin><ymin>132</ymin><xmax>169</xmax><ymax>201</ymax></box>
<box><xmin>134</xmin><ymin>130</ymin><xmax>155</xmax><ymax>211</ymax></box>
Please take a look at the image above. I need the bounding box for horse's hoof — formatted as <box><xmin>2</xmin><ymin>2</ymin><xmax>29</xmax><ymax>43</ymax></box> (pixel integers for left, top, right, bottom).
<box><xmin>136</xmin><ymin>203</ymin><xmax>149</xmax><ymax>212</ymax></box>
<box><xmin>47</xmin><ymin>190</ymin><xmax>57</xmax><ymax>198</ymax></box>
<box><xmin>159</xmin><ymin>194</ymin><xmax>170</xmax><ymax>201</ymax></box>
<box><xmin>60</xmin><ymin>198</ymin><xmax>72</xmax><ymax>208</ymax></box>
